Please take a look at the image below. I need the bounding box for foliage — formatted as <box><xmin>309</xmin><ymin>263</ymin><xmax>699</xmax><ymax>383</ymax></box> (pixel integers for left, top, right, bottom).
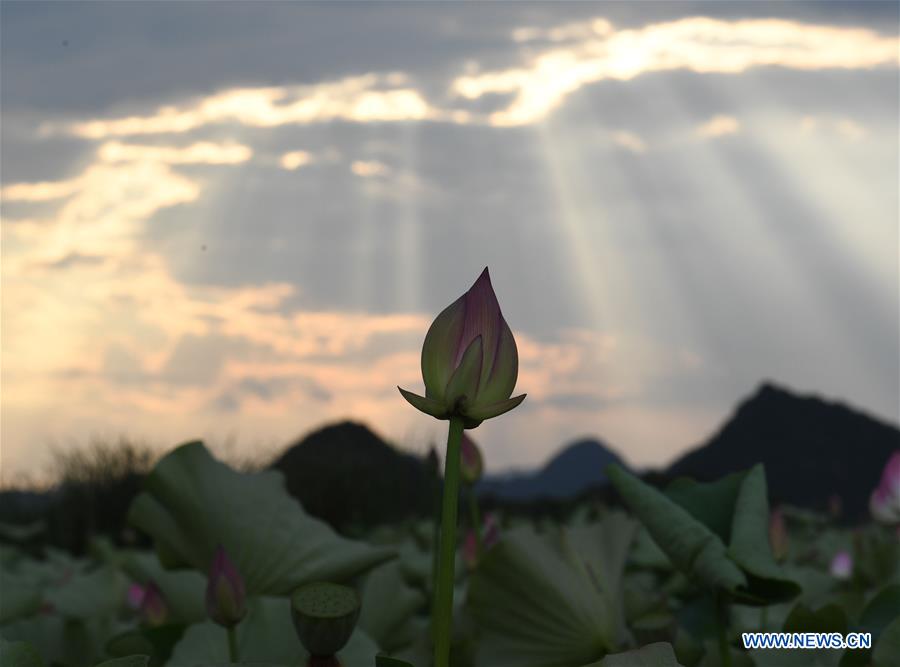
<box><xmin>1</xmin><ymin>444</ymin><xmax>897</xmax><ymax>667</ymax></box>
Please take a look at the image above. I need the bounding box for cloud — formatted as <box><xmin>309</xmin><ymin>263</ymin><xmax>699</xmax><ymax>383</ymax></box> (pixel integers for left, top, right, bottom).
<box><xmin>58</xmin><ymin>75</ymin><xmax>439</xmax><ymax>139</ymax></box>
<box><xmin>280</xmin><ymin>150</ymin><xmax>314</xmax><ymax>170</ymax></box>
<box><xmin>695</xmin><ymin>114</ymin><xmax>741</xmax><ymax>139</ymax></box>
<box><xmin>609</xmin><ymin>130</ymin><xmax>647</xmax><ymax>153</ymax></box>
<box><xmin>512</xmin><ymin>18</ymin><xmax>614</xmax><ymax>44</ymax></box>
<box><xmin>453</xmin><ymin>17</ymin><xmax>899</xmax><ymax>126</ymax></box>
<box><xmin>97</xmin><ymin>140</ymin><xmax>252</xmax><ymax>164</ymax></box>
<box><xmin>798</xmin><ymin>114</ymin><xmax>869</xmax><ymax>141</ymax></box>
<box><xmin>351</xmin><ymin>160</ymin><xmax>390</xmax><ymax>177</ymax></box>
<box><xmin>1</xmin><ymin>179</ymin><xmax>81</xmax><ymax>202</ymax></box>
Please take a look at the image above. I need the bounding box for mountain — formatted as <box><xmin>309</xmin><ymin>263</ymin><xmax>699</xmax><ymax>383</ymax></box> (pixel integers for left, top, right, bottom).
<box><xmin>271</xmin><ymin>421</ymin><xmax>434</xmax><ymax>529</ymax></box>
<box><xmin>666</xmin><ymin>382</ymin><xmax>900</xmax><ymax>521</ymax></box>
<box><xmin>476</xmin><ymin>438</ymin><xmax>626</xmax><ymax>502</ymax></box>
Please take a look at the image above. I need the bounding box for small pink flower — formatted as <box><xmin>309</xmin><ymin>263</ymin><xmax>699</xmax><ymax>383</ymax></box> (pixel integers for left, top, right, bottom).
<box><xmin>126</xmin><ymin>583</ymin><xmax>146</xmax><ymax>611</ymax></box>
<box><xmin>206</xmin><ymin>545</ymin><xmax>247</xmax><ymax>628</ymax></box>
<box><xmin>829</xmin><ymin>551</ymin><xmax>853</xmax><ymax>580</ymax></box>
<box><xmin>482</xmin><ymin>512</ymin><xmax>500</xmax><ymax>549</ymax></box>
<box><xmin>460</xmin><ymin>433</ymin><xmax>484</xmax><ymax>485</ymax></box>
<box><xmin>140</xmin><ymin>581</ymin><xmax>168</xmax><ymax>626</ymax></box>
<box><xmin>870</xmin><ymin>451</ymin><xmax>900</xmax><ymax>524</ymax></box>
<box><xmin>461</xmin><ymin>513</ymin><xmax>501</xmax><ymax>569</ymax></box>
<box><xmin>462</xmin><ymin>530</ymin><xmax>480</xmax><ymax>569</ymax></box>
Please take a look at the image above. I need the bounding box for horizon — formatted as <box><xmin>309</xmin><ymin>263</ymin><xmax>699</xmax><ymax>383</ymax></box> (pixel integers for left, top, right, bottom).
<box><xmin>2</xmin><ymin>2</ymin><xmax>898</xmax><ymax>484</ymax></box>
<box><xmin>3</xmin><ymin>377</ymin><xmax>896</xmax><ymax>490</ymax></box>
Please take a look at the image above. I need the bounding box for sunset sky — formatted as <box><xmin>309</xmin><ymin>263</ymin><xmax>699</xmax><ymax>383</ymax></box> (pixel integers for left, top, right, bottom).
<box><xmin>2</xmin><ymin>1</ymin><xmax>898</xmax><ymax>484</ymax></box>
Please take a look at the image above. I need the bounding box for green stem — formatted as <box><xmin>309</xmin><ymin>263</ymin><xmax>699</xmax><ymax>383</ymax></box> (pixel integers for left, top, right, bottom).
<box><xmin>227</xmin><ymin>624</ymin><xmax>238</xmax><ymax>662</ymax></box>
<box><xmin>467</xmin><ymin>487</ymin><xmax>484</xmax><ymax>560</ymax></box>
<box><xmin>433</xmin><ymin>417</ymin><xmax>464</xmax><ymax>667</ymax></box>
<box><xmin>429</xmin><ymin>466</ymin><xmax>443</xmax><ymax>638</ymax></box>
<box><xmin>760</xmin><ymin>605</ymin><xmax>768</xmax><ymax>632</ymax></box>
<box><xmin>715</xmin><ymin>593</ymin><xmax>732</xmax><ymax>667</ymax></box>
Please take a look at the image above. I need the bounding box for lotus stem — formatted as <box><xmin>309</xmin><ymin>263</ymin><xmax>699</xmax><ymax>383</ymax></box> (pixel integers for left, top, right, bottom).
<box><xmin>433</xmin><ymin>416</ymin><xmax>464</xmax><ymax>667</ymax></box>
<box><xmin>227</xmin><ymin>624</ymin><xmax>238</xmax><ymax>662</ymax></box>
<box><xmin>715</xmin><ymin>592</ymin><xmax>732</xmax><ymax>667</ymax></box>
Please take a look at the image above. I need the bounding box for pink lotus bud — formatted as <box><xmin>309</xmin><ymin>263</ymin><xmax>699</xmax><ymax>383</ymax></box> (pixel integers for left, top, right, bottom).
<box><xmin>140</xmin><ymin>581</ymin><xmax>168</xmax><ymax>626</ymax></box>
<box><xmin>462</xmin><ymin>530</ymin><xmax>480</xmax><ymax>570</ymax></box>
<box><xmin>482</xmin><ymin>512</ymin><xmax>500</xmax><ymax>549</ymax></box>
<box><xmin>460</xmin><ymin>434</ymin><xmax>484</xmax><ymax>484</ymax></box>
<box><xmin>462</xmin><ymin>513</ymin><xmax>501</xmax><ymax>569</ymax></box>
<box><xmin>870</xmin><ymin>451</ymin><xmax>900</xmax><ymax>524</ymax></box>
<box><xmin>399</xmin><ymin>268</ymin><xmax>525</xmax><ymax>429</ymax></box>
<box><xmin>829</xmin><ymin>551</ymin><xmax>853</xmax><ymax>580</ymax></box>
<box><xmin>126</xmin><ymin>583</ymin><xmax>146</xmax><ymax>611</ymax></box>
<box><xmin>768</xmin><ymin>507</ymin><xmax>789</xmax><ymax>562</ymax></box>
<box><xmin>206</xmin><ymin>545</ymin><xmax>247</xmax><ymax>628</ymax></box>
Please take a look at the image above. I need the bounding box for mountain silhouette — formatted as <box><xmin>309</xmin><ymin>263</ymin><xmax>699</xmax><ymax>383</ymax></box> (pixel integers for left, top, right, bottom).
<box><xmin>271</xmin><ymin>421</ymin><xmax>433</xmax><ymax>529</ymax></box>
<box><xmin>666</xmin><ymin>382</ymin><xmax>900</xmax><ymax>521</ymax></box>
<box><xmin>476</xmin><ymin>438</ymin><xmax>626</xmax><ymax>501</ymax></box>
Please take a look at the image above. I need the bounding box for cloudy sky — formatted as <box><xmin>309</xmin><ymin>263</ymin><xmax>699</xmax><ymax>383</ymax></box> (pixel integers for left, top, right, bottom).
<box><xmin>2</xmin><ymin>1</ymin><xmax>898</xmax><ymax>484</ymax></box>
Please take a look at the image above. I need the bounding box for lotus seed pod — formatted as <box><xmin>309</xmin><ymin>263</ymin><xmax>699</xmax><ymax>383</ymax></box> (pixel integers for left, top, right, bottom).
<box><xmin>291</xmin><ymin>581</ymin><xmax>360</xmax><ymax>660</ymax></box>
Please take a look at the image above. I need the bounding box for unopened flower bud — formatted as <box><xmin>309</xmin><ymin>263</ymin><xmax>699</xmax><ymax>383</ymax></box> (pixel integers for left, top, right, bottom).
<box><xmin>460</xmin><ymin>434</ymin><xmax>483</xmax><ymax>485</ymax></box>
<box><xmin>140</xmin><ymin>581</ymin><xmax>167</xmax><ymax>627</ymax></box>
<box><xmin>870</xmin><ymin>451</ymin><xmax>900</xmax><ymax>524</ymax></box>
<box><xmin>205</xmin><ymin>545</ymin><xmax>247</xmax><ymax>628</ymax></box>
<box><xmin>399</xmin><ymin>268</ymin><xmax>525</xmax><ymax>429</ymax></box>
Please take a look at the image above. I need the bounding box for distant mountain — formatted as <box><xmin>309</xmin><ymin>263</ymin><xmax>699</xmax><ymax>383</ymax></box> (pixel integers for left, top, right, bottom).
<box><xmin>271</xmin><ymin>421</ymin><xmax>434</xmax><ymax>529</ymax></box>
<box><xmin>477</xmin><ymin>438</ymin><xmax>626</xmax><ymax>502</ymax></box>
<box><xmin>666</xmin><ymin>382</ymin><xmax>900</xmax><ymax>521</ymax></box>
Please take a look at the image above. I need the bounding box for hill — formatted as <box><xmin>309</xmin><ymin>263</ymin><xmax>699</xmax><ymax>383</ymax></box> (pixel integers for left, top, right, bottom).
<box><xmin>271</xmin><ymin>421</ymin><xmax>434</xmax><ymax>529</ymax></box>
<box><xmin>666</xmin><ymin>382</ymin><xmax>900</xmax><ymax>521</ymax></box>
<box><xmin>477</xmin><ymin>438</ymin><xmax>626</xmax><ymax>502</ymax></box>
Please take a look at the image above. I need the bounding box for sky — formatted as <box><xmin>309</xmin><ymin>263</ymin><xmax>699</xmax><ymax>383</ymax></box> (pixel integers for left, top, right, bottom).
<box><xmin>2</xmin><ymin>1</ymin><xmax>898</xmax><ymax>484</ymax></box>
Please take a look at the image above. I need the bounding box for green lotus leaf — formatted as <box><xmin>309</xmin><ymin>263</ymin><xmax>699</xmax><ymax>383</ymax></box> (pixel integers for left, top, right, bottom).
<box><xmin>94</xmin><ymin>657</ymin><xmax>150</xmax><ymax>667</ymax></box>
<box><xmin>589</xmin><ymin>642</ymin><xmax>684</xmax><ymax>666</ymax></box>
<box><xmin>0</xmin><ymin>639</ymin><xmax>45</xmax><ymax>667</ymax></box>
<box><xmin>375</xmin><ymin>657</ymin><xmax>415</xmax><ymax>667</ymax></box>
<box><xmin>47</xmin><ymin>565</ymin><xmax>126</xmax><ymax>620</ymax></box>
<box><xmin>0</xmin><ymin>571</ymin><xmax>42</xmax><ymax>624</ymax></box>
<box><xmin>858</xmin><ymin>584</ymin><xmax>900</xmax><ymax>639</ymax></box>
<box><xmin>608</xmin><ymin>465</ymin><xmax>801</xmax><ymax>605</ymax></box>
<box><xmin>467</xmin><ymin>512</ymin><xmax>636</xmax><ymax>667</ymax></box>
<box><xmin>873</xmin><ymin>616</ymin><xmax>900</xmax><ymax>667</ymax></box>
<box><xmin>128</xmin><ymin>442</ymin><xmax>394</xmax><ymax>595</ymax></box>
<box><xmin>122</xmin><ymin>551</ymin><xmax>207</xmax><ymax>624</ymax></box>
<box><xmin>359</xmin><ymin>561</ymin><xmax>426</xmax><ymax>653</ymax></box>
<box><xmin>607</xmin><ymin>465</ymin><xmax>746</xmax><ymax>595</ymax></box>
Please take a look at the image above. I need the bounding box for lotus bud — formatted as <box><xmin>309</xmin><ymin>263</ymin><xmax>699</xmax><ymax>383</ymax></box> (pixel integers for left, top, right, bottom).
<box><xmin>462</xmin><ymin>530</ymin><xmax>479</xmax><ymax>570</ymax></box>
<box><xmin>291</xmin><ymin>581</ymin><xmax>360</xmax><ymax>663</ymax></box>
<box><xmin>768</xmin><ymin>507</ymin><xmax>788</xmax><ymax>562</ymax></box>
<box><xmin>482</xmin><ymin>512</ymin><xmax>500</xmax><ymax>549</ymax></box>
<box><xmin>462</xmin><ymin>512</ymin><xmax>501</xmax><ymax>570</ymax></box>
<box><xmin>126</xmin><ymin>583</ymin><xmax>146</xmax><ymax>611</ymax></box>
<box><xmin>399</xmin><ymin>267</ymin><xmax>526</xmax><ymax>429</ymax></box>
<box><xmin>460</xmin><ymin>434</ymin><xmax>484</xmax><ymax>485</ymax></box>
<box><xmin>140</xmin><ymin>581</ymin><xmax>168</xmax><ymax>627</ymax></box>
<box><xmin>206</xmin><ymin>545</ymin><xmax>247</xmax><ymax>628</ymax></box>
<box><xmin>870</xmin><ymin>451</ymin><xmax>900</xmax><ymax>524</ymax></box>
<box><xmin>829</xmin><ymin>551</ymin><xmax>853</xmax><ymax>580</ymax></box>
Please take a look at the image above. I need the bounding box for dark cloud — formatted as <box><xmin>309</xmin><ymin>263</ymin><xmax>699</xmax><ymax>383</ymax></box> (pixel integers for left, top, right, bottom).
<box><xmin>2</xmin><ymin>2</ymin><xmax>895</xmax><ymax>116</ymax></box>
